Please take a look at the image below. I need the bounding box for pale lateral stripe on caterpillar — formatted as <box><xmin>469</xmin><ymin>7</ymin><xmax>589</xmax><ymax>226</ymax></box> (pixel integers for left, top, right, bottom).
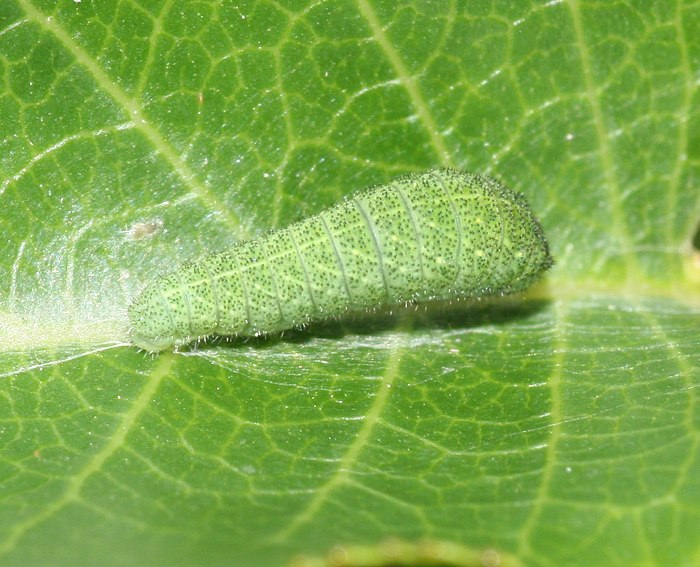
<box><xmin>128</xmin><ymin>168</ymin><xmax>552</xmax><ymax>352</ymax></box>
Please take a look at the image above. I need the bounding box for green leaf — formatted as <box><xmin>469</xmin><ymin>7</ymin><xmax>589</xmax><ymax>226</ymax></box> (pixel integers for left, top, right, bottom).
<box><xmin>1</xmin><ymin>2</ymin><xmax>699</xmax><ymax>567</ymax></box>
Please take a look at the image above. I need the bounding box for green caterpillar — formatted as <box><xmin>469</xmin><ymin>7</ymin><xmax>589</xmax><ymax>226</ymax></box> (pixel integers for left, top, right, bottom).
<box><xmin>129</xmin><ymin>168</ymin><xmax>552</xmax><ymax>352</ymax></box>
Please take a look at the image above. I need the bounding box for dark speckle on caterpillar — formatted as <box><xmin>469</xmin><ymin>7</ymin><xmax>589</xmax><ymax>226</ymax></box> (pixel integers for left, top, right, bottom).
<box><xmin>128</xmin><ymin>168</ymin><xmax>553</xmax><ymax>352</ymax></box>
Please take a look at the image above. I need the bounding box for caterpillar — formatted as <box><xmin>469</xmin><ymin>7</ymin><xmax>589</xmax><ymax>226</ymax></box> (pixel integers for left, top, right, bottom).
<box><xmin>128</xmin><ymin>168</ymin><xmax>552</xmax><ymax>352</ymax></box>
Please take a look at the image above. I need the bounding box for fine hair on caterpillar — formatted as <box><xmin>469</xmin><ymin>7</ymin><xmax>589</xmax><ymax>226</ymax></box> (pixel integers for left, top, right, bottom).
<box><xmin>128</xmin><ymin>168</ymin><xmax>552</xmax><ymax>352</ymax></box>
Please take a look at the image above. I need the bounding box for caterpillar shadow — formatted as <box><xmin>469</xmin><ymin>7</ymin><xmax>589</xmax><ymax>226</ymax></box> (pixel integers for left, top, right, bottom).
<box><xmin>183</xmin><ymin>296</ymin><xmax>552</xmax><ymax>353</ymax></box>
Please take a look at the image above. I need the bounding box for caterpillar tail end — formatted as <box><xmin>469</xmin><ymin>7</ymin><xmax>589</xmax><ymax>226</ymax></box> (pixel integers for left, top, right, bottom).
<box><xmin>128</xmin><ymin>283</ymin><xmax>182</xmax><ymax>353</ymax></box>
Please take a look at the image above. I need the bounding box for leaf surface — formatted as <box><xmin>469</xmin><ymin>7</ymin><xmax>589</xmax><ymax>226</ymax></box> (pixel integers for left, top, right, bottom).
<box><xmin>1</xmin><ymin>2</ymin><xmax>699</xmax><ymax>566</ymax></box>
